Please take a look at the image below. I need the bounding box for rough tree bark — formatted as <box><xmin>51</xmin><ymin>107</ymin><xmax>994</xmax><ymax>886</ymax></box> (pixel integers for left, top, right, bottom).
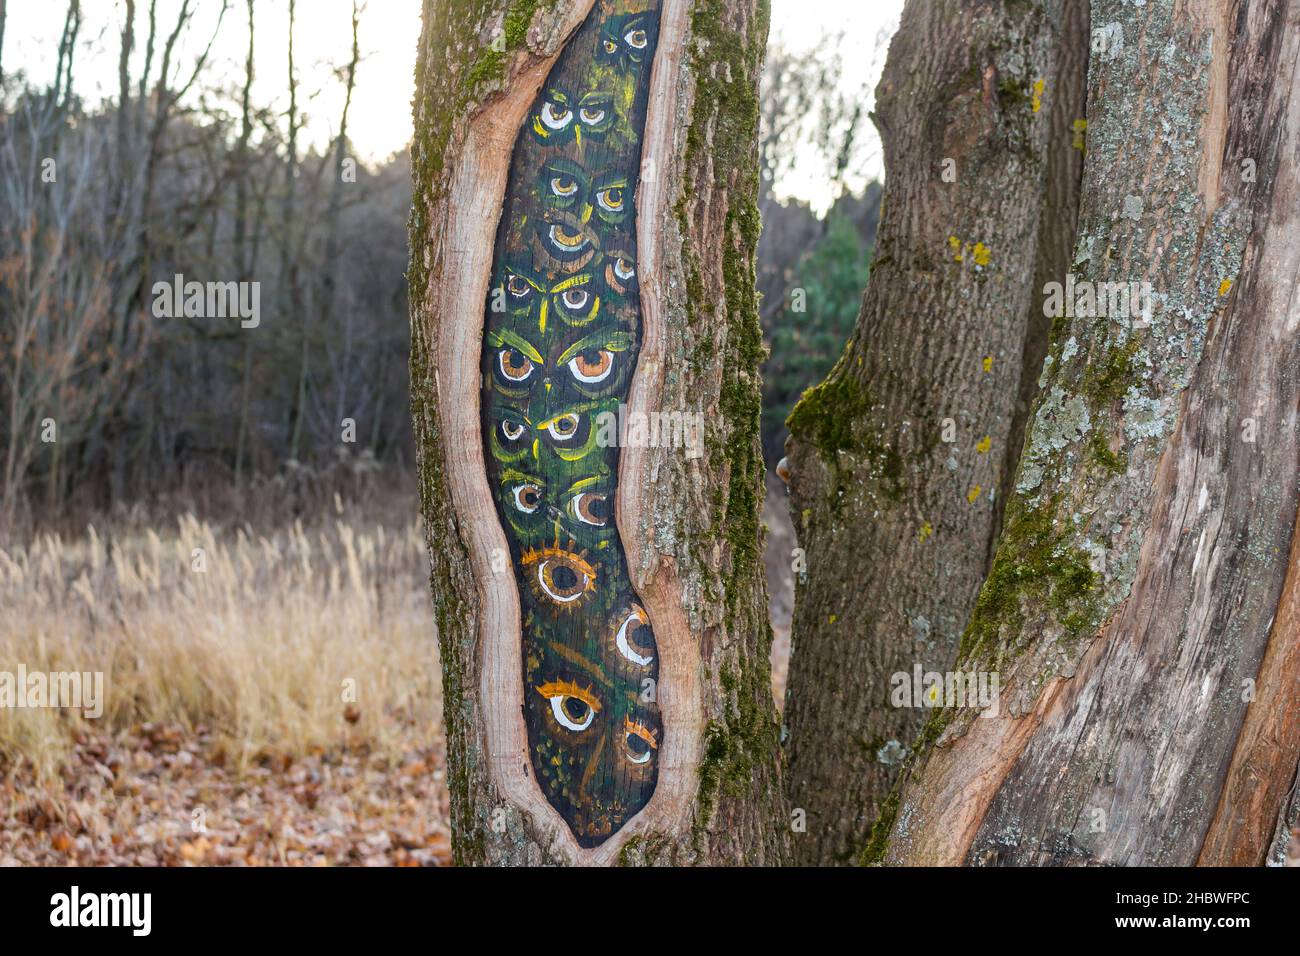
<box><xmin>781</xmin><ymin>0</ymin><xmax>1088</xmax><ymax>864</ymax></box>
<box><xmin>409</xmin><ymin>0</ymin><xmax>788</xmax><ymax>865</ymax></box>
<box><xmin>875</xmin><ymin>0</ymin><xmax>1300</xmax><ymax>867</ymax></box>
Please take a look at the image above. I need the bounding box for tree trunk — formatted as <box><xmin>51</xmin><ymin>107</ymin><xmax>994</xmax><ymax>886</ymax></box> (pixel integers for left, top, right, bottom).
<box><xmin>781</xmin><ymin>0</ymin><xmax>1087</xmax><ymax>864</ymax></box>
<box><xmin>876</xmin><ymin>0</ymin><xmax>1300</xmax><ymax>867</ymax></box>
<box><xmin>408</xmin><ymin>0</ymin><xmax>788</xmax><ymax>865</ymax></box>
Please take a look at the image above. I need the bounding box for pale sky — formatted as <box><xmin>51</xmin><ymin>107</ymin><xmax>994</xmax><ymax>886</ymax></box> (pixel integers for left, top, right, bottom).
<box><xmin>5</xmin><ymin>0</ymin><xmax>902</xmax><ymax>207</ymax></box>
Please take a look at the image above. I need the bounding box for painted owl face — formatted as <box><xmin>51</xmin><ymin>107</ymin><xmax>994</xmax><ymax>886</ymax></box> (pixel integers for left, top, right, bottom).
<box><xmin>494</xmin><ymin>467</ymin><xmax>617</xmax><ymax>552</ymax></box>
<box><xmin>488</xmin><ymin>398</ymin><xmax>615</xmax><ymax>468</ymax></box>
<box><xmin>487</xmin><ymin>324</ymin><xmax>636</xmax><ymax>404</ymax></box>
<box><xmin>532</xmin><ymin>87</ymin><xmax>616</xmax><ymax>144</ymax></box>
<box><xmin>490</xmin><ymin>259</ymin><xmax>638</xmax><ymax>335</ymax></box>
<box><xmin>597</xmin><ymin>13</ymin><xmax>655</xmax><ymax>72</ymax></box>
<box><xmin>537</xmin><ymin>158</ymin><xmax>633</xmax><ymax>229</ymax></box>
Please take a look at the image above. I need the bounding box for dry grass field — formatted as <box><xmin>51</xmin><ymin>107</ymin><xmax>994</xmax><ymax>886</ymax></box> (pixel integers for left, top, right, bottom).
<box><xmin>0</xmin><ymin>476</ymin><xmax>451</xmax><ymax>865</ymax></box>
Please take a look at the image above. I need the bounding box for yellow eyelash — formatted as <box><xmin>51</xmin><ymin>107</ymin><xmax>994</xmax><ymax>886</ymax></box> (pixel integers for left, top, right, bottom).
<box><xmin>536</xmin><ymin>679</ymin><xmax>601</xmax><ymax>712</ymax></box>
<box><xmin>624</xmin><ymin>717</ymin><xmax>658</xmax><ymax>749</ymax></box>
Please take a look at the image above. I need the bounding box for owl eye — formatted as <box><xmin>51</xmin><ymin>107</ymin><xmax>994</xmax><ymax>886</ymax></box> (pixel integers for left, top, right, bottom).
<box><xmin>500</xmin><ymin>420</ymin><xmax>526</xmax><ymax>442</ymax></box>
<box><xmin>506</xmin><ymin>274</ymin><xmax>533</xmax><ymax>298</ymax></box>
<box><xmin>568</xmin><ymin>348</ymin><xmax>613</xmax><ymax>384</ymax></box>
<box><xmin>570</xmin><ymin>491</ymin><xmax>609</xmax><ymax>527</ymax></box>
<box><xmin>548</xmin><ymin>223</ymin><xmax>588</xmax><ymax>252</ymax></box>
<box><xmin>540</xmin><ymin>101</ymin><xmax>572</xmax><ymax>130</ymax></box>
<box><xmin>550</xmin><ymin>175</ymin><xmax>578</xmax><ymax>198</ymax></box>
<box><xmin>596</xmin><ymin>187</ymin><xmax>625</xmax><ymax>213</ymax></box>
<box><xmin>561</xmin><ymin>288</ymin><xmax>590</xmax><ymax>311</ymax></box>
<box><xmin>613</xmin><ymin>257</ymin><xmax>635</xmax><ymax>281</ymax></box>
<box><xmin>512</xmin><ymin>483</ymin><xmax>542</xmax><ymax>513</ymax></box>
<box><xmin>625</xmin><ymin>28</ymin><xmax>648</xmax><ymax>49</ymax></box>
<box><xmin>615</xmin><ymin>605</ymin><xmax>654</xmax><ymax>666</ymax></box>
<box><xmin>537</xmin><ymin>680</ymin><xmax>600</xmax><ymax>732</ymax></box>
<box><xmin>624</xmin><ymin>717</ymin><xmax>657</xmax><ymax>764</ymax></box>
<box><xmin>603</xmin><ymin>38</ymin><xmax>618</xmax><ymax>54</ymax></box>
<box><xmin>498</xmin><ymin>348</ymin><xmax>534</xmax><ymax>382</ymax></box>
<box><xmin>579</xmin><ymin>106</ymin><xmax>606</xmax><ymax>125</ymax></box>
<box><xmin>546</xmin><ymin>413</ymin><xmax>580</xmax><ymax>440</ymax></box>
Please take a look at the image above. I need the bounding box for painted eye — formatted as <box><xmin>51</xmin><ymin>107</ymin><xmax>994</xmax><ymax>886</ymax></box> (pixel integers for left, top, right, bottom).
<box><xmin>540</xmin><ymin>101</ymin><xmax>572</xmax><ymax>130</ymax></box>
<box><xmin>625</xmin><ymin>28</ymin><xmax>648</xmax><ymax>49</ymax></box>
<box><xmin>550</xmin><ymin>175</ymin><xmax>578</xmax><ymax>197</ymax></box>
<box><xmin>506</xmin><ymin>274</ymin><xmax>532</xmax><ymax>298</ymax></box>
<box><xmin>615</xmin><ymin>605</ymin><xmax>654</xmax><ymax>666</ymax></box>
<box><xmin>570</xmin><ymin>491</ymin><xmax>609</xmax><ymax>527</ymax></box>
<box><xmin>561</xmin><ymin>288</ymin><xmax>590</xmax><ymax>311</ymax></box>
<box><xmin>498</xmin><ymin>348</ymin><xmax>534</xmax><ymax>382</ymax></box>
<box><xmin>548</xmin><ymin>223</ymin><xmax>588</xmax><ymax>251</ymax></box>
<box><xmin>524</xmin><ymin>547</ymin><xmax>597</xmax><ymax>607</ymax></box>
<box><xmin>603</xmin><ymin>38</ymin><xmax>618</xmax><ymax>54</ymax></box>
<box><xmin>547</xmin><ymin>413</ymin><xmax>580</xmax><ymax>440</ymax></box>
<box><xmin>568</xmin><ymin>348</ymin><xmax>613</xmax><ymax>384</ymax></box>
<box><xmin>597</xmin><ymin>187</ymin><xmax>625</xmax><ymax>213</ymax></box>
<box><xmin>512</xmin><ymin>483</ymin><xmax>542</xmax><ymax>513</ymax></box>
<box><xmin>579</xmin><ymin>106</ymin><xmax>606</xmax><ymax>125</ymax></box>
<box><xmin>536</xmin><ymin>680</ymin><xmax>600</xmax><ymax>732</ymax></box>
<box><xmin>500</xmin><ymin>420</ymin><xmax>526</xmax><ymax>442</ymax></box>
<box><xmin>613</xmin><ymin>257</ymin><xmax>635</xmax><ymax>281</ymax></box>
<box><xmin>624</xmin><ymin>717</ymin><xmax>657</xmax><ymax>764</ymax></box>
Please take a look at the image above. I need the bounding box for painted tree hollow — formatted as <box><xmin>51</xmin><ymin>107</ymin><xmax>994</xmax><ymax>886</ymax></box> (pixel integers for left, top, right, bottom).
<box><xmin>479</xmin><ymin>0</ymin><xmax>663</xmax><ymax>847</ymax></box>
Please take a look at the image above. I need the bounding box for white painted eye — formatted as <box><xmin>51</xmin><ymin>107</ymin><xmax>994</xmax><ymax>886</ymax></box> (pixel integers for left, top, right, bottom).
<box><xmin>579</xmin><ymin>107</ymin><xmax>606</xmax><ymax>125</ymax></box>
<box><xmin>614</xmin><ymin>257</ymin><xmax>635</xmax><ymax>281</ymax></box>
<box><xmin>548</xmin><ymin>224</ymin><xmax>588</xmax><ymax>252</ymax></box>
<box><xmin>549</xmin><ymin>694</ymin><xmax>594</xmax><ymax>731</ymax></box>
<box><xmin>540</xmin><ymin>101</ymin><xmax>572</xmax><ymax>130</ymax></box>
<box><xmin>625</xmin><ymin>28</ymin><xmax>648</xmax><ymax>49</ymax></box>
<box><xmin>501</xmin><ymin>420</ymin><xmax>526</xmax><ymax>441</ymax></box>
<box><xmin>596</xmin><ymin>187</ymin><xmax>625</xmax><ymax>213</ymax></box>
<box><xmin>624</xmin><ymin>718</ymin><xmax>656</xmax><ymax>763</ymax></box>
<box><xmin>498</xmin><ymin>348</ymin><xmax>534</xmax><ymax>382</ymax></box>
<box><xmin>511</xmin><ymin>484</ymin><xmax>542</xmax><ymax>513</ymax></box>
<box><xmin>561</xmin><ymin>288</ymin><xmax>590</xmax><ymax>310</ymax></box>
<box><xmin>570</xmin><ymin>491</ymin><xmax>609</xmax><ymax>527</ymax></box>
<box><xmin>546</xmin><ymin>413</ymin><xmax>580</xmax><ymax>440</ymax></box>
<box><xmin>551</xmin><ymin>175</ymin><xmax>578</xmax><ymax>198</ymax></box>
<box><xmin>568</xmin><ymin>349</ymin><xmax>613</xmax><ymax>384</ymax></box>
<box><xmin>506</xmin><ymin>273</ymin><xmax>532</xmax><ymax>298</ymax></box>
<box><xmin>615</xmin><ymin>606</ymin><xmax>654</xmax><ymax>666</ymax></box>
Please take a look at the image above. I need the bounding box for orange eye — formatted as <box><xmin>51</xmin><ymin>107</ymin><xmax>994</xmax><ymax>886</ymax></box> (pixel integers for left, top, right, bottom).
<box><xmin>579</xmin><ymin>107</ymin><xmax>606</xmax><ymax>125</ymax></box>
<box><xmin>498</xmin><ymin>348</ymin><xmax>534</xmax><ymax>382</ymax></box>
<box><xmin>570</xmin><ymin>491</ymin><xmax>609</xmax><ymax>527</ymax></box>
<box><xmin>568</xmin><ymin>348</ymin><xmax>613</xmax><ymax>384</ymax></box>
<box><xmin>512</xmin><ymin>483</ymin><xmax>542</xmax><ymax>514</ymax></box>
<box><xmin>624</xmin><ymin>717</ymin><xmax>657</xmax><ymax>764</ymax></box>
<box><xmin>536</xmin><ymin>679</ymin><xmax>601</xmax><ymax>732</ymax></box>
<box><xmin>522</xmin><ymin>543</ymin><xmax>598</xmax><ymax>610</ymax></box>
<box><xmin>625</xmin><ymin>29</ymin><xmax>648</xmax><ymax>49</ymax></box>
